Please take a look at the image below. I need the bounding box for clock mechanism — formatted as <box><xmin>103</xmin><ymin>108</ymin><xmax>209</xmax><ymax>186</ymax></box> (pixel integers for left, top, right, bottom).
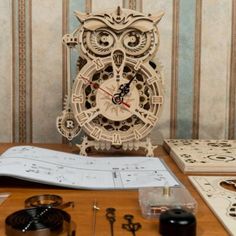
<box><xmin>57</xmin><ymin>7</ymin><xmax>164</xmax><ymax>156</ymax></box>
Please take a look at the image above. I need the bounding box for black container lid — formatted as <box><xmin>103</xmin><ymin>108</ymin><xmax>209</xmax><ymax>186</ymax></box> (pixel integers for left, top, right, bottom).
<box><xmin>159</xmin><ymin>208</ymin><xmax>196</xmax><ymax>236</ymax></box>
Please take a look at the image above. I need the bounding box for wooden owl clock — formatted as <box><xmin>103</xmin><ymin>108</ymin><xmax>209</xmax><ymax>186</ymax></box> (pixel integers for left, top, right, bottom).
<box><xmin>57</xmin><ymin>7</ymin><xmax>164</xmax><ymax>156</ymax></box>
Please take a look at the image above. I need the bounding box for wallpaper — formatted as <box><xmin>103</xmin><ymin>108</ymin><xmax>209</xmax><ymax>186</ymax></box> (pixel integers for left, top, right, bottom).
<box><xmin>0</xmin><ymin>0</ymin><xmax>235</xmax><ymax>144</ymax></box>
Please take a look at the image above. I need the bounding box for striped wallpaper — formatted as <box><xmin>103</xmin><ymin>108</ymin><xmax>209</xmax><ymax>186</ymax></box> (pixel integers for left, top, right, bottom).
<box><xmin>0</xmin><ymin>0</ymin><xmax>235</xmax><ymax>144</ymax></box>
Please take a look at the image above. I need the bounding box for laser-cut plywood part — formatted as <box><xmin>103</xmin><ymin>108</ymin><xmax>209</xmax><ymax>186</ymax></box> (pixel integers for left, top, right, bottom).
<box><xmin>163</xmin><ymin>139</ymin><xmax>236</xmax><ymax>173</ymax></box>
<box><xmin>189</xmin><ymin>176</ymin><xmax>236</xmax><ymax>236</ymax></box>
<box><xmin>56</xmin><ymin>7</ymin><xmax>165</xmax><ymax>156</ymax></box>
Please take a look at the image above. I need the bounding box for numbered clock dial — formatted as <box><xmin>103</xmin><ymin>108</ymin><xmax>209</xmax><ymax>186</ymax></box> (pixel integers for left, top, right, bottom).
<box><xmin>71</xmin><ymin>57</ymin><xmax>163</xmax><ymax>145</ymax></box>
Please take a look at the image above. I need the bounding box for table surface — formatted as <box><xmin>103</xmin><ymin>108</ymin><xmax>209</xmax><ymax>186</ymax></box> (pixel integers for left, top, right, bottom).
<box><xmin>0</xmin><ymin>143</ymin><xmax>231</xmax><ymax>236</ymax></box>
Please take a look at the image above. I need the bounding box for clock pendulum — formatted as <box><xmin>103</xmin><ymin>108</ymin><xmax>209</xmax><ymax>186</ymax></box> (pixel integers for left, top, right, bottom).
<box><xmin>56</xmin><ymin>7</ymin><xmax>164</xmax><ymax>157</ymax></box>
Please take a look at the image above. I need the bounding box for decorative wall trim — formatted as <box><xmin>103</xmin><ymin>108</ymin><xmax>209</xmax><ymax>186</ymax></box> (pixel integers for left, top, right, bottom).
<box><xmin>85</xmin><ymin>0</ymin><xmax>92</xmax><ymax>13</ymax></box>
<box><xmin>138</xmin><ymin>0</ymin><xmax>143</xmax><ymax>12</ymax></box>
<box><xmin>15</xmin><ymin>0</ymin><xmax>33</xmax><ymax>143</ymax></box>
<box><xmin>192</xmin><ymin>0</ymin><xmax>202</xmax><ymax>138</ymax></box>
<box><xmin>123</xmin><ymin>0</ymin><xmax>142</xmax><ymax>11</ymax></box>
<box><xmin>62</xmin><ymin>0</ymin><xmax>69</xmax><ymax>144</ymax></box>
<box><xmin>11</xmin><ymin>0</ymin><xmax>33</xmax><ymax>143</ymax></box>
<box><xmin>29</xmin><ymin>0</ymin><xmax>33</xmax><ymax>142</ymax></box>
<box><xmin>229</xmin><ymin>0</ymin><xmax>236</xmax><ymax>139</ymax></box>
<box><xmin>62</xmin><ymin>0</ymin><xmax>69</xmax><ymax>100</ymax></box>
<box><xmin>170</xmin><ymin>0</ymin><xmax>180</xmax><ymax>138</ymax></box>
<box><xmin>18</xmin><ymin>0</ymin><xmax>27</xmax><ymax>142</ymax></box>
<box><xmin>12</xmin><ymin>0</ymin><xmax>16</xmax><ymax>142</ymax></box>
<box><xmin>128</xmin><ymin>0</ymin><xmax>136</xmax><ymax>10</ymax></box>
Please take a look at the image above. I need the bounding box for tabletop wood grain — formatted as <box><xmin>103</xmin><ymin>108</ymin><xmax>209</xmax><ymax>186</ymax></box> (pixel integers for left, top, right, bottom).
<box><xmin>0</xmin><ymin>143</ymin><xmax>230</xmax><ymax>236</ymax></box>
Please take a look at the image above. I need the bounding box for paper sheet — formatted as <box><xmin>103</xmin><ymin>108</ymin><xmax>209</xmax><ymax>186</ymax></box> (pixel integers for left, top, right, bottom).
<box><xmin>0</xmin><ymin>146</ymin><xmax>179</xmax><ymax>189</ymax></box>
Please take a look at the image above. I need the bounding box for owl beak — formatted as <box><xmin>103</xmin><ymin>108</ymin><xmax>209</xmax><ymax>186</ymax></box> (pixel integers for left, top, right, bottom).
<box><xmin>111</xmin><ymin>48</ymin><xmax>126</xmax><ymax>79</ymax></box>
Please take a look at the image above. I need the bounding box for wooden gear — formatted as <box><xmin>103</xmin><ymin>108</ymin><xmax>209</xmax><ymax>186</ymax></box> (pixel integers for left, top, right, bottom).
<box><xmin>56</xmin><ymin>7</ymin><xmax>164</xmax><ymax>156</ymax></box>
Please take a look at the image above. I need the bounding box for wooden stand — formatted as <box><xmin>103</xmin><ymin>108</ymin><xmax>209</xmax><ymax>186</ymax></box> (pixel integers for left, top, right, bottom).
<box><xmin>77</xmin><ymin>136</ymin><xmax>157</xmax><ymax>157</ymax></box>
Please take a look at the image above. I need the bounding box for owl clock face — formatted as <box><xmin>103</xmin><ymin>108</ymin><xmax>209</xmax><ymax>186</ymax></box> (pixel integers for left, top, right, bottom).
<box><xmin>70</xmin><ymin>8</ymin><xmax>164</xmax><ymax>145</ymax></box>
<box><xmin>71</xmin><ymin>57</ymin><xmax>163</xmax><ymax>145</ymax></box>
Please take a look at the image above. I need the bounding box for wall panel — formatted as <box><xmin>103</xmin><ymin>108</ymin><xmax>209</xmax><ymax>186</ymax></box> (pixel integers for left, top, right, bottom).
<box><xmin>92</xmin><ymin>0</ymin><xmax>123</xmax><ymax>12</ymax></box>
<box><xmin>32</xmin><ymin>0</ymin><xmax>63</xmax><ymax>142</ymax></box>
<box><xmin>199</xmin><ymin>0</ymin><xmax>232</xmax><ymax>139</ymax></box>
<box><xmin>0</xmin><ymin>0</ymin><xmax>235</xmax><ymax>143</ymax></box>
<box><xmin>0</xmin><ymin>0</ymin><xmax>13</xmax><ymax>142</ymax></box>
<box><xmin>143</xmin><ymin>0</ymin><xmax>173</xmax><ymax>144</ymax></box>
<box><xmin>176</xmin><ymin>0</ymin><xmax>196</xmax><ymax>138</ymax></box>
<box><xmin>69</xmin><ymin>0</ymin><xmax>86</xmax><ymax>84</ymax></box>
<box><xmin>229</xmin><ymin>0</ymin><xmax>236</xmax><ymax>139</ymax></box>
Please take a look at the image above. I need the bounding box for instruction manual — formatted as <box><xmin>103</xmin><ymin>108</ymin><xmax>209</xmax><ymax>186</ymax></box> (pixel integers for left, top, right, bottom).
<box><xmin>0</xmin><ymin>146</ymin><xmax>179</xmax><ymax>189</ymax></box>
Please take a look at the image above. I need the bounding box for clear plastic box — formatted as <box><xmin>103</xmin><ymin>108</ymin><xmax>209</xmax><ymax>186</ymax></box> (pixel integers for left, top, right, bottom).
<box><xmin>139</xmin><ymin>186</ymin><xmax>197</xmax><ymax>219</ymax></box>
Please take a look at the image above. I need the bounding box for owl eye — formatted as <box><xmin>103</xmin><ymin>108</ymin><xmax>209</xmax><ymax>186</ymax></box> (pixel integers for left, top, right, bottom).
<box><xmin>122</xmin><ymin>29</ymin><xmax>153</xmax><ymax>58</ymax></box>
<box><xmin>84</xmin><ymin>29</ymin><xmax>115</xmax><ymax>57</ymax></box>
<box><xmin>123</xmin><ymin>31</ymin><xmax>142</xmax><ymax>47</ymax></box>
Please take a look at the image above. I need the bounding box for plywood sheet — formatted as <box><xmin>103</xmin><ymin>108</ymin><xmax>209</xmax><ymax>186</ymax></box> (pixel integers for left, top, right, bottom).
<box><xmin>189</xmin><ymin>176</ymin><xmax>236</xmax><ymax>236</ymax></box>
<box><xmin>164</xmin><ymin>139</ymin><xmax>236</xmax><ymax>173</ymax></box>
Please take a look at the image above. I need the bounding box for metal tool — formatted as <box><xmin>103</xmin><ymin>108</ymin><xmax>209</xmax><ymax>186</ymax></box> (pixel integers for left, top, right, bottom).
<box><xmin>122</xmin><ymin>214</ymin><xmax>141</xmax><ymax>236</ymax></box>
<box><xmin>24</xmin><ymin>194</ymin><xmax>74</xmax><ymax>209</ymax></box>
<box><xmin>92</xmin><ymin>200</ymin><xmax>100</xmax><ymax>236</ymax></box>
<box><xmin>106</xmin><ymin>208</ymin><xmax>116</xmax><ymax>236</ymax></box>
<box><xmin>25</xmin><ymin>194</ymin><xmax>63</xmax><ymax>208</ymax></box>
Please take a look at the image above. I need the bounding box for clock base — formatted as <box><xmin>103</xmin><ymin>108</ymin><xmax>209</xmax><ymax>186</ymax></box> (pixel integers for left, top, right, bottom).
<box><xmin>76</xmin><ymin>136</ymin><xmax>157</xmax><ymax>157</ymax></box>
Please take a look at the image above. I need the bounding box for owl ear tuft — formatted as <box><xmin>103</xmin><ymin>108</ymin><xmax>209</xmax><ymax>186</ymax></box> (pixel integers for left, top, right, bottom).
<box><xmin>74</xmin><ymin>11</ymin><xmax>89</xmax><ymax>23</ymax></box>
<box><xmin>149</xmin><ymin>11</ymin><xmax>164</xmax><ymax>24</ymax></box>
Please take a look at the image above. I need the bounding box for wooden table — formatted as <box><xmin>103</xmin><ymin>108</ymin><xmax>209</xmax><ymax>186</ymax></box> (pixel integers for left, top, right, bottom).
<box><xmin>0</xmin><ymin>144</ymin><xmax>230</xmax><ymax>236</ymax></box>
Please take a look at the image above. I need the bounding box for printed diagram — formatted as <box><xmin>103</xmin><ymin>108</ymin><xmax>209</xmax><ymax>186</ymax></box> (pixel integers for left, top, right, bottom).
<box><xmin>0</xmin><ymin>146</ymin><xmax>179</xmax><ymax>189</ymax></box>
<box><xmin>164</xmin><ymin>139</ymin><xmax>236</xmax><ymax>173</ymax></box>
<box><xmin>189</xmin><ymin>176</ymin><xmax>236</xmax><ymax>236</ymax></box>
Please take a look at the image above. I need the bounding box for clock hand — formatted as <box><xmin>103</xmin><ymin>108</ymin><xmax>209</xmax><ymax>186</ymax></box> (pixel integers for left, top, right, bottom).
<box><xmin>126</xmin><ymin>73</ymin><xmax>138</xmax><ymax>86</ymax></box>
<box><xmin>81</xmin><ymin>77</ymin><xmax>130</xmax><ymax>108</ymax></box>
<box><xmin>114</xmin><ymin>73</ymin><xmax>138</xmax><ymax>100</ymax></box>
<box><xmin>120</xmin><ymin>74</ymin><xmax>137</xmax><ymax>94</ymax></box>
